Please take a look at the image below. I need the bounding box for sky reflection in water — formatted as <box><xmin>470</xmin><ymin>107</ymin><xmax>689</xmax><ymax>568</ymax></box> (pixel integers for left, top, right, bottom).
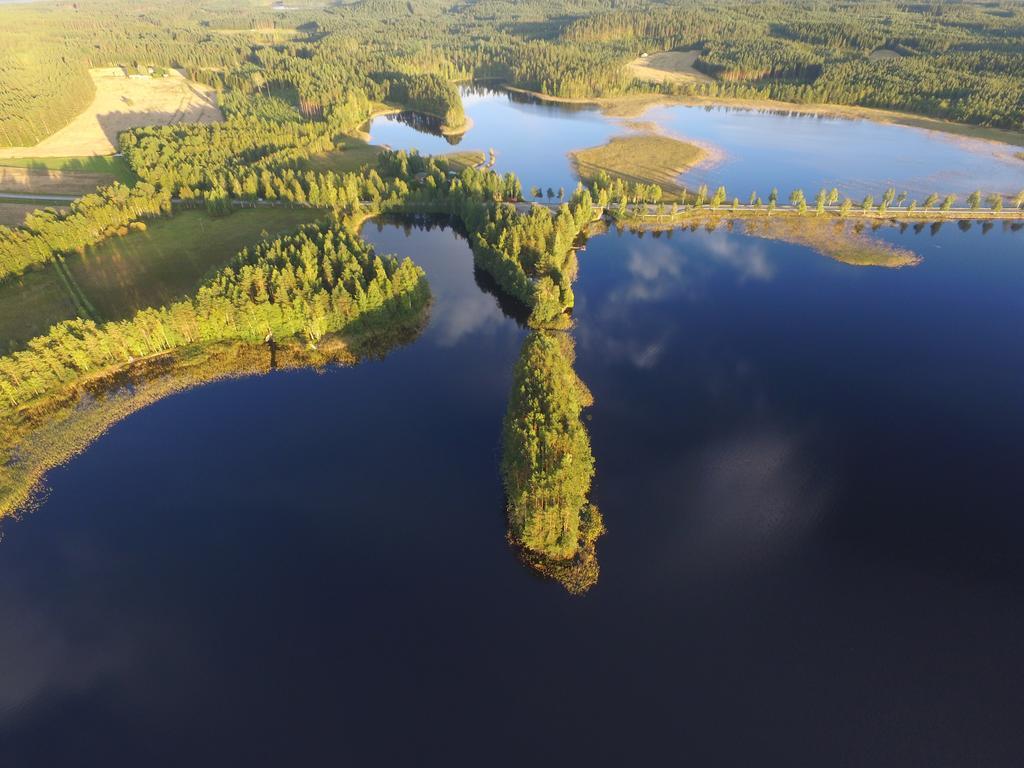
<box><xmin>1</xmin><ymin>97</ymin><xmax>1024</xmax><ymax>764</ymax></box>
<box><xmin>369</xmin><ymin>86</ymin><xmax>1024</xmax><ymax>200</ymax></box>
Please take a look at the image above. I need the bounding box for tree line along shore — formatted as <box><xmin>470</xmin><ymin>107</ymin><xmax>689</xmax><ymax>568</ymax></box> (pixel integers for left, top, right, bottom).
<box><xmin>0</xmin><ymin>152</ymin><xmax>606</xmax><ymax>593</ymax></box>
<box><xmin>4</xmin><ymin>141</ymin><xmax>1014</xmax><ymax>586</ymax></box>
<box><xmin>4</xmin><ymin>0</ymin><xmax>1024</xmax><ymax>153</ymax></box>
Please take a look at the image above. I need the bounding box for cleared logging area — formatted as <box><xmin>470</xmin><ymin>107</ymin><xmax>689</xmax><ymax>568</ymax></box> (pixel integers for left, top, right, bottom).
<box><xmin>868</xmin><ymin>48</ymin><xmax>905</xmax><ymax>62</ymax></box>
<box><xmin>0</xmin><ymin>68</ymin><xmax>223</xmax><ymax>159</ymax></box>
<box><xmin>626</xmin><ymin>51</ymin><xmax>714</xmax><ymax>85</ymax></box>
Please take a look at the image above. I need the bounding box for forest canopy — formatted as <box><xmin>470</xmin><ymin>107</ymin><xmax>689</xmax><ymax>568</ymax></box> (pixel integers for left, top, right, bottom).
<box><xmin>502</xmin><ymin>331</ymin><xmax>604</xmax><ymax>593</ymax></box>
<box><xmin>1</xmin><ymin>0</ymin><xmax>1022</xmax><ymax>151</ymax></box>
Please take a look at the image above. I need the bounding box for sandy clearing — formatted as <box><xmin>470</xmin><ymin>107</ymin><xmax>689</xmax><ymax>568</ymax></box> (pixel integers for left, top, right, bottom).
<box><xmin>868</xmin><ymin>48</ymin><xmax>904</xmax><ymax>62</ymax></box>
<box><xmin>626</xmin><ymin>51</ymin><xmax>714</xmax><ymax>85</ymax></box>
<box><xmin>0</xmin><ymin>67</ymin><xmax>223</xmax><ymax>159</ymax></box>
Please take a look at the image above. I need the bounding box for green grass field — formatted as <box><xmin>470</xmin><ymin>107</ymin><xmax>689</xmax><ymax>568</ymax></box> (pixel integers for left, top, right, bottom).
<box><xmin>0</xmin><ymin>267</ymin><xmax>80</xmax><ymax>355</ymax></box>
<box><xmin>571</xmin><ymin>135</ymin><xmax>706</xmax><ymax>199</ymax></box>
<box><xmin>0</xmin><ymin>155</ymin><xmax>136</xmax><ymax>184</ymax></box>
<box><xmin>304</xmin><ymin>144</ymin><xmax>485</xmax><ymax>175</ymax></box>
<box><xmin>302</xmin><ymin>144</ymin><xmax>385</xmax><ymax>174</ymax></box>
<box><xmin>0</xmin><ymin>207</ymin><xmax>322</xmax><ymax>354</ymax></box>
<box><xmin>67</xmin><ymin>207</ymin><xmax>323</xmax><ymax>320</ymax></box>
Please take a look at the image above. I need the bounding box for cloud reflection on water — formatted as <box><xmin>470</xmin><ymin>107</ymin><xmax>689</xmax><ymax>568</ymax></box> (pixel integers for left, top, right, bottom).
<box><xmin>577</xmin><ymin>230</ymin><xmax>773</xmax><ymax>371</ymax></box>
<box><xmin>677</xmin><ymin>429</ymin><xmax>832</xmax><ymax>572</ymax></box>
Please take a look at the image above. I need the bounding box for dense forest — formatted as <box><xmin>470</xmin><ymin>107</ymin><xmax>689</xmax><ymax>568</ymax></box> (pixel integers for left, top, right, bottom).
<box><xmin>0</xmin><ymin>33</ymin><xmax>94</xmax><ymax>147</ymax></box>
<box><xmin>561</xmin><ymin>2</ymin><xmax>1024</xmax><ymax>127</ymax></box>
<box><xmin>1</xmin><ymin>0</ymin><xmax>1021</xmax><ymax>150</ymax></box>
<box><xmin>503</xmin><ymin>331</ymin><xmax>604</xmax><ymax>593</ymax></box>
<box><xmin>0</xmin><ymin>220</ymin><xmax>430</xmax><ymax>413</ymax></box>
<box><xmin>375</xmin><ymin>72</ymin><xmax>467</xmax><ymax>130</ymax></box>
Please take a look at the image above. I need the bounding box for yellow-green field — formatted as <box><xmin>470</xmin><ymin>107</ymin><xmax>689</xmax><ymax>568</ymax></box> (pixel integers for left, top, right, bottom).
<box><xmin>571</xmin><ymin>135</ymin><xmax>706</xmax><ymax>198</ymax></box>
<box><xmin>436</xmin><ymin>150</ymin><xmax>487</xmax><ymax>171</ymax></box>
<box><xmin>0</xmin><ymin>67</ymin><xmax>223</xmax><ymax>158</ymax></box>
<box><xmin>0</xmin><ymin>207</ymin><xmax>322</xmax><ymax>354</ymax></box>
<box><xmin>626</xmin><ymin>50</ymin><xmax>714</xmax><ymax>85</ymax></box>
<box><xmin>0</xmin><ymin>157</ymin><xmax>136</xmax><ymax>195</ymax></box>
<box><xmin>0</xmin><ymin>155</ymin><xmax>135</xmax><ymax>181</ymax></box>
<box><xmin>302</xmin><ymin>144</ymin><xmax>386</xmax><ymax>174</ymax></box>
<box><xmin>0</xmin><ymin>266</ymin><xmax>80</xmax><ymax>354</ymax></box>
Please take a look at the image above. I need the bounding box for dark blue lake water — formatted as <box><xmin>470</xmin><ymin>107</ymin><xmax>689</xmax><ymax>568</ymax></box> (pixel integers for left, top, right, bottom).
<box><xmin>3</xmin><ymin>88</ymin><xmax>1024</xmax><ymax>764</ymax></box>
<box><xmin>2</xmin><ymin>214</ymin><xmax>1023</xmax><ymax>765</ymax></box>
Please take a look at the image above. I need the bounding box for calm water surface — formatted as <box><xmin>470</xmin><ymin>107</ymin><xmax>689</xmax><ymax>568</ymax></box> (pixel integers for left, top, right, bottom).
<box><xmin>4</xmin><ymin>90</ymin><xmax>1024</xmax><ymax>763</ymax></box>
<box><xmin>368</xmin><ymin>86</ymin><xmax>1024</xmax><ymax>201</ymax></box>
<box><xmin>1</xmin><ymin>214</ymin><xmax>1023</xmax><ymax>764</ymax></box>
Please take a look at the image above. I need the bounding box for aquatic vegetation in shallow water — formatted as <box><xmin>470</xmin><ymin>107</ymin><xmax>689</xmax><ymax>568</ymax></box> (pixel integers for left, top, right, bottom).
<box><xmin>741</xmin><ymin>218</ymin><xmax>922</xmax><ymax>268</ymax></box>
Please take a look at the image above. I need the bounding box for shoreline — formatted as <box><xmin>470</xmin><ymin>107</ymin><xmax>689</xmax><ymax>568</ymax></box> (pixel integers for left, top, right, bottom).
<box><xmin>502</xmin><ymin>86</ymin><xmax>1024</xmax><ymax>149</ymax></box>
<box><xmin>0</xmin><ymin>308</ymin><xmax>431</xmax><ymax>520</ymax></box>
<box><xmin>441</xmin><ymin>115</ymin><xmax>474</xmax><ymax>137</ymax></box>
<box><xmin>357</xmin><ymin>105</ymin><xmax>474</xmax><ymax>143</ymax></box>
<box><xmin>587</xmin><ymin>205</ymin><xmax>1024</xmax><ymax>237</ymax></box>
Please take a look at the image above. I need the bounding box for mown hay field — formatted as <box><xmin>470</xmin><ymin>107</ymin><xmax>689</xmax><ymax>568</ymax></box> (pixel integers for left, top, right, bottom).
<box><xmin>0</xmin><ymin>67</ymin><xmax>223</xmax><ymax>159</ymax></box>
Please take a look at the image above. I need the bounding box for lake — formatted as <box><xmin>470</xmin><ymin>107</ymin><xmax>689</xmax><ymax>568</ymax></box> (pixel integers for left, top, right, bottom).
<box><xmin>369</xmin><ymin>85</ymin><xmax>1024</xmax><ymax>201</ymax></box>
<box><xmin>2</xmin><ymin>92</ymin><xmax>1024</xmax><ymax>765</ymax></box>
